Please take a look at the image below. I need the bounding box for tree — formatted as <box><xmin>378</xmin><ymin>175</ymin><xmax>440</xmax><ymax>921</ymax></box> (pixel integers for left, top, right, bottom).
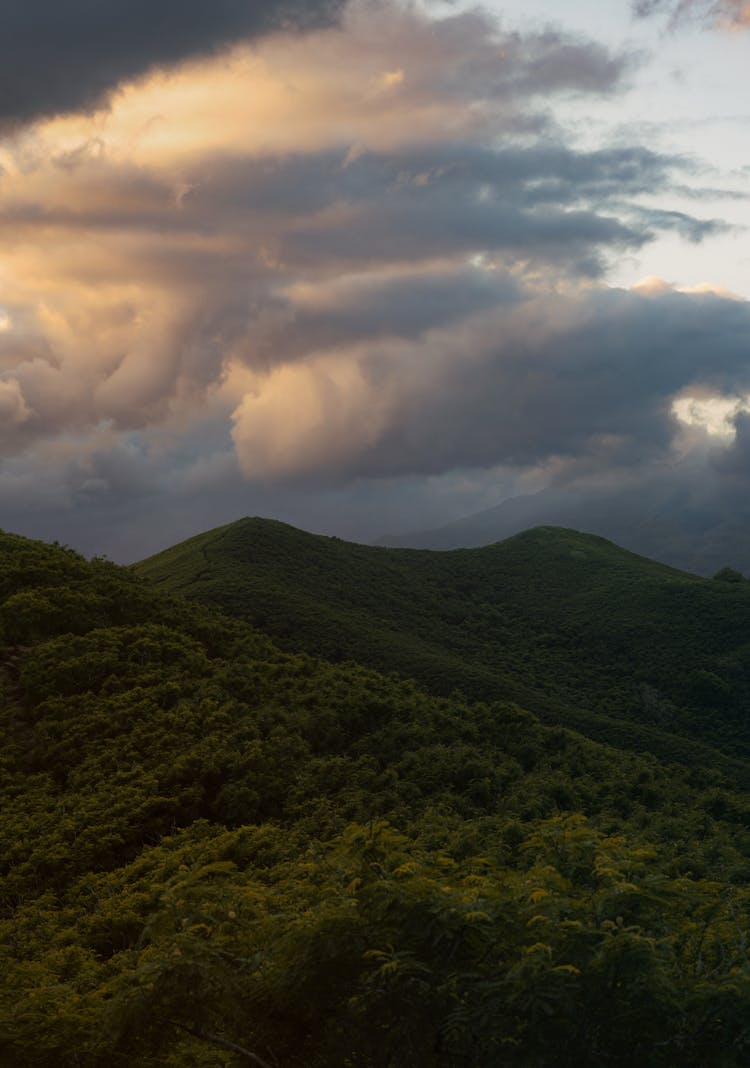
<box><xmin>712</xmin><ymin>566</ymin><xmax>744</xmax><ymax>583</ymax></box>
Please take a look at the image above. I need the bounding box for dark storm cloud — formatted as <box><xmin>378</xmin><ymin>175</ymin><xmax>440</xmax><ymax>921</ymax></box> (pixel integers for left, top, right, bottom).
<box><xmin>0</xmin><ymin>0</ymin><xmax>345</xmax><ymax>126</ymax></box>
<box><xmin>1</xmin><ymin>142</ymin><xmax>695</xmax><ymax>242</ymax></box>
<box><xmin>0</xmin><ymin>129</ymin><xmax>727</xmax><ymax>462</ymax></box>
<box><xmin>246</xmin><ymin>267</ymin><xmax>521</xmax><ymax>367</ymax></box>
<box><xmin>0</xmin><ymin>436</ymin><xmax>485</xmax><ymax>562</ymax></box>
<box><xmin>165</xmin><ymin>143</ymin><xmax>719</xmax><ymax>277</ymax></box>
<box><xmin>191</xmin><ymin>142</ymin><xmax>687</xmax><ymax>219</ymax></box>
<box><xmin>0</xmin><ymin>0</ymin><xmax>745</xmax><ymax>560</ymax></box>
<box><xmin>283</xmin><ymin>195</ymin><xmax>645</xmax><ymax>276</ymax></box>
<box><xmin>257</xmin><ymin>284</ymin><xmax>750</xmax><ymax>481</ymax></box>
<box><xmin>713</xmin><ymin>413</ymin><xmax>750</xmax><ymax>482</ymax></box>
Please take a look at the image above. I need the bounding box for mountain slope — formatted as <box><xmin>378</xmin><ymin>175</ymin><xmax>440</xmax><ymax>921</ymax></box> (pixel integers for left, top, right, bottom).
<box><xmin>378</xmin><ymin>480</ymin><xmax>750</xmax><ymax>577</ymax></box>
<box><xmin>7</xmin><ymin>528</ymin><xmax>750</xmax><ymax>1064</ymax></box>
<box><xmin>135</xmin><ymin>518</ymin><xmax>750</xmax><ymax>775</ymax></box>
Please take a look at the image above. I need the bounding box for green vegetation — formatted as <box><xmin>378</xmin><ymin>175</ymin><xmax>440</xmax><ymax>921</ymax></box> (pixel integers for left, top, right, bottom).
<box><xmin>714</xmin><ymin>566</ymin><xmax>745</xmax><ymax>583</ymax></box>
<box><xmin>136</xmin><ymin>518</ymin><xmax>750</xmax><ymax>776</ymax></box>
<box><xmin>3</xmin><ymin>524</ymin><xmax>750</xmax><ymax>1064</ymax></box>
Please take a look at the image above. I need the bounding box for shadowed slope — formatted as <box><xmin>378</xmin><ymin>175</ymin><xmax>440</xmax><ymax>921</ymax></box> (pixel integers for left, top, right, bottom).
<box><xmin>135</xmin><ymin>519</ymin><xmax>750</xmax><ymax>774</ymax></box>
<box><xmin>5</xmin><ymin>527</ymin><xmax>750</xmax><ymax>1064</ymax></box>
<box><xmin>378</xmin><ymin>482</ymin><xmax>750</xmax><ymax>577</ymax></box>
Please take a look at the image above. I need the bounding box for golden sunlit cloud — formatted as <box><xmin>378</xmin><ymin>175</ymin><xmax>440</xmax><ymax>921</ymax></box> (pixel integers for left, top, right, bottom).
<box><xmin>631</xmin><ymin>276</ymin><xmax>742</xmax><ymax>299</ymax></box>
<box><xmin>0</xmin><ymin>0</ymin><xmax>744</xmax><ymax>508</ymax></box>
<box><xmin>672</xmin><ymin>393</ymin><xmax>750</xmax><ymax>436</ymax></box>
<box><xmin>0</xmin><ymin>379</ymin><xmax>31</xmax><ymax>431</ymax></box>
<box><xmin>27</xmin><ymin>4</ymin><xmax>507</xmax><ymax>169</ymax></box>
<box><xmin>630</xmin><ymin>275</ymin><xmax>673</xmax><ymax>296</ymax></box>
<box><xmin>379</xmin><ymin>69</ymin><xmax>405</xmax><ymax>89</ymax></box>
<box><xmin>0</xmin><ymin>1</ymin><xmax>629</xmax><ymax>462</ymax></box>
<box><xmin>229</xmin><ymin>355</ymin><xmax>390</xmax><ymax>478</ymax></box>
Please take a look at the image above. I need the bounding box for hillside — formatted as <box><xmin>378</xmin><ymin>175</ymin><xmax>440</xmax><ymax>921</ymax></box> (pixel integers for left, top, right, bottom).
<box><xmin>135</xmin><ymin>518</ymin><xmax>750</xmax><ymax>776</ymax></box>
<box><xmin>378</xmin><ymin>480</ymin><xmax>750</xmax><ymax>577</ymax></box>
<box><xmin>4</xmin><ymin>526</ymin><xmax>750</xmax><ymax>1065</ymax></box>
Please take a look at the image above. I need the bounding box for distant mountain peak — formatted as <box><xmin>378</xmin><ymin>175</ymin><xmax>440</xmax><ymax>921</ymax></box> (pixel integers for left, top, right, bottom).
<box><xmin>378</xmin><ymin>485</ymin><xmax>749</xmax><ymax>577</ymax></box>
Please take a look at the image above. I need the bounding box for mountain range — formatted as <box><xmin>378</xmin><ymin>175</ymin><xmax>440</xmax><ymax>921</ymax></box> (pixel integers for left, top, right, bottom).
<box><xmin>379</xmin><ymin>478</ymin><xmax>750</xmax><ymax>577</ymax></box>
<box><xmin>136</xmin><ymin>517</ymin><xmax>750</xmax><ymax>777</ymax></box>
<box><xmin>4</xmin><ymin>518</ymin><xmax>750</xmax><ymax>1066</ymax></box>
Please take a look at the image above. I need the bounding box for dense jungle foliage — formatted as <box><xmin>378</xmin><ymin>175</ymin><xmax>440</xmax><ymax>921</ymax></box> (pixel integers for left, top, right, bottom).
<box><xmin>136</xmin><ymin>518</ymin><xmax>750</xmax><ymax>776</ymax></box>
<box><xmin>3</xmin><ymin>526</ymin><xmax>750</xmax><ymax>1065</ymax></box>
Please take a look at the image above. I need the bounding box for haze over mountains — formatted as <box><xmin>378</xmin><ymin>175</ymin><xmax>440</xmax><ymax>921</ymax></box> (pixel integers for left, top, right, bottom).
<box><xmin>380</xmin><ymin>474</ymin><xmax>750</xmax><ymax>577</ymax></box>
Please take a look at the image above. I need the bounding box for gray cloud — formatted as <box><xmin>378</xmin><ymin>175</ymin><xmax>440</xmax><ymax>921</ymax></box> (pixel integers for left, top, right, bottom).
<box><xmin>0</xmin><ymin>0</ymin><xmax>746</xmax><ymax>560</ymax></box>
<box><xmin>244</xmin><ymin>268</ymin><xmax>521</xmax><ymax>367</ymax></box>
<box><xmin>0</xmin><ymin>126</ymin><xmax>719</xmax><ymax>464</ymax></box>
<box><xmin>228</xmin><ymin>283</ymin><xmax>750</xmax><ymax>482</ymax></box>
<box><xmin>5</xmin><ymin>284</ymin><xmax>750</xmax><ymax>564</ymax></box>
<box><xmin>384</xmin><ymin>10</ymin><xmax>633</xmax><ymax>100</ymax></box>
<box><xmin>0</xmin><ymin>0</ymin><xmax>345</xmax><ymax>126</ymax></box>
<box><xmin>0</xmin><ymin>428</ymin><xmax>499</xmax><ymax>562</ymax></box>
<box><xmin>157</xmin><ymin>143</ymin><xmax>717</xmax><ymax>279</ymax></box>
<box><xmin>633</xmin><ymin>0</ymin><xmax>750</xmax><ymax>27</ymax></box>
<box><xmin>377</xmin><ymin>286</ymin><xmax>750</xmax><ymax>476</ymax></box>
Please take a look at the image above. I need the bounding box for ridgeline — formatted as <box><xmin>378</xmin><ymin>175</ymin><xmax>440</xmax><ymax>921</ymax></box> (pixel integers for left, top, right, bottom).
<box><xmin>2</xmin><ymin>523</ymin><xmax>750</xmax><ymax>1065</ymax></box>
<box><xmin>136</xmin><ymin>518</ymin><xmax>750</xmax><ymax>779</ymax></box>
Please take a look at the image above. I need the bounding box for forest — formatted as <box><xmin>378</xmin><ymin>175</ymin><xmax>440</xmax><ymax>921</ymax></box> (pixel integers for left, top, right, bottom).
<box><xmin>3</xmin><ymin>523</ymin><xmax>750</xmax><ymax>1065</ymax></box>
<box><xmin>137</xmin><ymin>519</ymin><xmax>750</xmax><ymax>776</ymax></box>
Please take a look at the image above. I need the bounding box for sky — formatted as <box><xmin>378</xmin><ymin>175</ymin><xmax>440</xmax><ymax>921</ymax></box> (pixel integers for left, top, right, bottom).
<box><xmin>0</xmin><ymin>0</ymin><xmax>749</xmax><ymax>560</ymax></box>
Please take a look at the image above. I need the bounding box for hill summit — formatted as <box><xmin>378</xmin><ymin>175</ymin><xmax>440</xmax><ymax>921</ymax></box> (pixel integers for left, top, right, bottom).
<box><xmin>378</xmin><ymin>480</ymin><xmax>750</xmax><ymax>577</ymax></box>
<box><xmin>136</xmin><ymin>518</ymin><xmax>750</xmax><ymax>778</ymax></box>
<box><xmin>3</xmin><ymin>523</ymin><xmax>750</xmax><ymax>1064</ymax></box>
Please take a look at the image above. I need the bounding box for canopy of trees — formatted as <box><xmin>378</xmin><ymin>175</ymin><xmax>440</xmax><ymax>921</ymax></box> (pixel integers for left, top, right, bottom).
<box><xmin>2</xmin><ymin>526</ymin><xmax>750</xmax><ymax>1065</ymax></box>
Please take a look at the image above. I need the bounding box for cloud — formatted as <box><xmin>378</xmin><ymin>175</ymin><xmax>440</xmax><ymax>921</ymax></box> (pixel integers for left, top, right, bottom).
<box><xmin>0</xmin><ymin>3</ymin><xmax>692</xmax><ymax>458</ymax></box>
<box><xmin>0</xmin><ymin>0</ymin><xmax>345</xmax><ymax>127</ymax></box>
<box><xmin>229</xmin><ymin>282</ymin><xmax>750</xmax><ymax>480</ymax></box>
<box><xmin>633</xmin><ymin>1</ymin><xmax>750</xmax><ymax>29</ymax></box>
<box><xmin>0</xmin><ymin>379</ymin><xmax>31</xmax><ymax>438</ymax></box>
<box><xmin>0</xmin><ymin>0</ymin><xmax>745</xmax><ymax>556</ymax></box>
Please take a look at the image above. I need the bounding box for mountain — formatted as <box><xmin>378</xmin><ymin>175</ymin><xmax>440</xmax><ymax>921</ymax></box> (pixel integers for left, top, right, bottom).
<box><xmin>135</xmin><ymin>517</ymin><xmax>750</xmax><ymax>778</ymax></box>
<box><xmin>378</xmin><ymin>481</ymin><xmax>750</xmax><ymax>577</ymax></box>
<box><xmin>4</xmin><ymin>524</ymin><xmax>750</xmax><ymax>1065</ymax></box>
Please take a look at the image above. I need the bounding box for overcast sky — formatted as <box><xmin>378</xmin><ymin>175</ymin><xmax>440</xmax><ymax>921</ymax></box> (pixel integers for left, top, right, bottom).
<box><xmin>0</xmin><ymin>0</ymin><xmax>749</xmax><ymax>559</ymax></box>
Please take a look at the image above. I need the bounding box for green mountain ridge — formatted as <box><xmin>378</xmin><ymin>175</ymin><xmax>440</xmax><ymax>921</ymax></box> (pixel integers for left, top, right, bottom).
<box><xmin>3</xmin><ymin>523</ymin><xmax>750</xmax><ymax>1064</ymax></box>
<box><xmin>135</xmin><ymin>517</ymin><xmax>750</xmax><ymax>779</ymax></box>
<box><xmin>377</xmin><ymin>480</ymin><xmax>750</xmax><ymax>578</ymax></box>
